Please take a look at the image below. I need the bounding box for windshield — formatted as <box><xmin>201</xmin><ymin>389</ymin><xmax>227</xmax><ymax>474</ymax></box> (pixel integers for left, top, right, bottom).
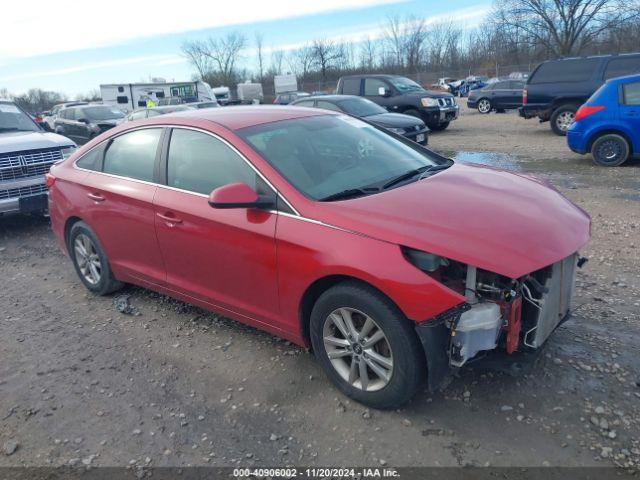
<box><xmin>337</xmin><ymin>98</ymin><xmax>387</xmax><ymax>117</ymax></box>
<box><xmin>388</xmin><ymin>77</ymin><xmax>424</xmax><ymax>93</ymax></box>
<box><xmin>0</xmin><ymin>102</ymin><xmax>40</xmax><ymax>132</ymax></box>
<box><xmin>238</xmin><ymin>115</ymin><xmax>441</xmax><ymax>200</ymax></box>
<box><xmin>84</xmin><ymin>106</ymin><xmax>125</xmax><ymax>121</ymax></box>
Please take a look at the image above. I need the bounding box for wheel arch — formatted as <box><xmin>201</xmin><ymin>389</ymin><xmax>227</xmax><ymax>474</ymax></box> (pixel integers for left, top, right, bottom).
<box><xmin>64</xmin><ymin>216</ymin><xmax>84</xmax><ymax>254</ymax></box>
<box><xmin>587</xmin><ymin>128</ymin><xmax>634</xmax><ymax>153</ymax></box>
<box><xmin>298</xmin><ymin>275</ymin><xmax>406</xmax><ymax>349</ymax></box>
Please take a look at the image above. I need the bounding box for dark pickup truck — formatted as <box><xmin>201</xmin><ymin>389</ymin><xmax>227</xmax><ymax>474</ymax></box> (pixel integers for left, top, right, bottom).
<box><xmin>520</xmin><ymin>53</ymin><xmax>640</xmax><ymax>135</ymax></box>
<box><xmin>336</xmin><ymin>74</ymin><xmax>458</xmax><ymax>130</ymax></box>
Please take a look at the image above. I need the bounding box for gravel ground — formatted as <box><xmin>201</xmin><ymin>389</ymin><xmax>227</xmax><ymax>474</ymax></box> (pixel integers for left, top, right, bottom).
<box><xmin>1</xmin><ymin>109</ymin><xmax>639</xmax><ymax>472</ymax></box>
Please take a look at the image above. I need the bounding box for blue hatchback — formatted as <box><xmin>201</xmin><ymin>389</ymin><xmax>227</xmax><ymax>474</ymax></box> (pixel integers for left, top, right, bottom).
<box><xmin>567</xmin><ymin>74</ymin><xmax>640</xmax><ymax>166</ymax></box>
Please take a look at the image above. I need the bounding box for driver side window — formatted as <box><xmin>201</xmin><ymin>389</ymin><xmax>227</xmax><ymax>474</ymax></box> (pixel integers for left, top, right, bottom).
<box><xmin>364</xmin><ymin>78</ymin><xmax>388</xmax><ymax>96</ymax></box>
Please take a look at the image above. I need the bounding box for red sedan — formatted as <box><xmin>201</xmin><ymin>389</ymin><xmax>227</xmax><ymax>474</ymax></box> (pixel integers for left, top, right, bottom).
<box><xmin>47</xmin><ymin>107</ymin><xmax>590</xmax><ymax>408</ymax></box>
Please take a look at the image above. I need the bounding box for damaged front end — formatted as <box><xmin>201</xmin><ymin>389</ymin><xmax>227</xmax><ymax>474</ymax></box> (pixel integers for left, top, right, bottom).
<box><xmin>407</xmin><ymin>247</ymin><xmax>584</xmax><ymax>392</ymax></box>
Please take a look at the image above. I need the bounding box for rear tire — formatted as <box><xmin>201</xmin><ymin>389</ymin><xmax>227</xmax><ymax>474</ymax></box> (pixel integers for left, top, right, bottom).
<box><xmin>69</xmin><ymin>221</ymin><xmax>123</xmax><ymax>295</ymax></box>
<box><xmin>591</xmin><ymin>134</ymin><xmax>630</xmax><ymax>167</ymax></box>
<box><xmin>309</xmin><ymin>281</ymin><xmax>425</xmax><ymax>409</ymax></box>
<box><xmin>550</xmin><ymin>105</ymin><xmax>577</xmax><ymax>136</ymax></box>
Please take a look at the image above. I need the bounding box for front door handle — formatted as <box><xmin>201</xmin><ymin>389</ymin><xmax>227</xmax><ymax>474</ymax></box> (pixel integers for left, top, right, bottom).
<box><xmin>157</xmin><ymin>212</ymin><xmax>183</xmax><ymax>225</ymax></box>
<box><xmin>87</xmin><ymin>192</ymin><xmax>105</xmax><ymax>202</ymax></box>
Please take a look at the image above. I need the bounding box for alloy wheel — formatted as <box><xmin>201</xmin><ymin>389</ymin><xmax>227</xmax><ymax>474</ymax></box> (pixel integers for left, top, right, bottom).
<box><xmin>478</xmin><ymin>99</ymin><xmax>491</xmax><ymax>113</ymax></box>
<box><xmin>322</xmin><ymin>307</ymin><xmax>393</xmax><ymax>392</ymax></box>
<box><xmin>556</xmin><ymin>111</ymin><xmax>575</xmax><ymax>132</ymax></box>
<box><xmin>74</xmin><ymin>233</ymin><xmax>102</xmax><ymax>285</ymax></box>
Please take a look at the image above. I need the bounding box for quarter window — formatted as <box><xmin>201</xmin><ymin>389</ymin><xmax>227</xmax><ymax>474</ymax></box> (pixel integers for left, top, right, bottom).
<box><xmin>103</xmin><ymin>128</ymin><xmax>162</xmax><ymax>182</ymax></box>
<box><xmin>623</xmin><ymin>82</ymin><xmax>640</xmax><ymax>105</ymax></box>
<box><xmin>167</xmin><ymin>129</ymin><xmax>256</xmax><ymax>195</ymax></box>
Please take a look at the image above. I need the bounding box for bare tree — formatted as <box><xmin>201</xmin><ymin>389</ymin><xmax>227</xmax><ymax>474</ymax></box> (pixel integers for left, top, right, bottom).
<box><xmin>358</xmin><ymin>36</ymin><xmax>378</xmax><ymax>71</ymax></box>
<box><xmin>383</xmin><ymin>15</ymin><xmax>404</xmax><ymax>68</ymax></box>
<box><xmin>312</xmin><ymin>39</ymin><xmax>343</xmax><ymax>82</ymax></box>
<box><xmin>492</xmin><ymin>0</ymin><xmax>633</xmax><ymax>56</ymax></box>
<box><xmin>287</xmin><ymin>45</ymin><xmax>315</xmax><ymax>89</ymax></box>
<box><xmin>403</xmin><ymin>15</ymin><xmax>427</xmax><ymax>71</ymax></box>
<box><xmin>255</xmin><ymin>33</ymin><xmax>265</xmax><ymax>81</ymax></box>
<box><xmin>270</xmin><ymin>49</ymin><xmax>284</xmax><ymax>75</ymax></box>
<box><xmin>11</xmin><ymin>89</ymin><xmax>67</xmax><ymax>113</ymax></box>
<box><xmin>181</xmin><ymin>32</ymin><xmax>246</xmax><ymax>86</ymax></box>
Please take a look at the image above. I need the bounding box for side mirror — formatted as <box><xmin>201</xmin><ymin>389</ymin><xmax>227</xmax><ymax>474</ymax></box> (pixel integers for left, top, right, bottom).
<box><xmin>378</xmin><ymin>86</ymin><xmax>390</xmax><ymax>97</ymax></box>
<box><xmin>77</xmin><ymin>118</ymin><xmax>88</xmax><ymax>124</ymax></box>
<box><xmin>208</xmin><ymin>183</ymin><xmax>274</xmax><ymax>209</ymax></box>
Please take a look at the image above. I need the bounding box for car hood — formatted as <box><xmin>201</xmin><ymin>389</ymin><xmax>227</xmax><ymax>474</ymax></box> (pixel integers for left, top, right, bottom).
<box><xmin>314</xmin><ymin>163</ymin><xmax>590</xmax><ymax>279</ymax></box>
<box><xmin>0</xmin><ymin>131</ymin><xmax>75</xmax><ymax>154</ymax></box>
<box><xmin>402</xmin><ymin>90</ymin><xmax>454</xmax><ymax>100</ymax></box>
<box><xmin>365</xmin><ymin>112</ymin><xmax>425</xmax><ymax>129</ymax></box>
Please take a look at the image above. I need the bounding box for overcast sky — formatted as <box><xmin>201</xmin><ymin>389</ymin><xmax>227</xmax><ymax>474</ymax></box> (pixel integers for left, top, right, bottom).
<box><xmin>0</xmin><ymin>0</ymin><xmax>489</xmax><ymax>97</ymax></box>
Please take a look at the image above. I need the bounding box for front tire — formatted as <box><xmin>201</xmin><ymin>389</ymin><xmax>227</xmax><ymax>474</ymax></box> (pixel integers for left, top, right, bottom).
<box><xmin>477</xmin><ymin>98</ymin><xmax>491</xmax><ymax>114</ymax></box>
<box><xmin>550</xmin><ymin>105</ymin><xmax>577</xmax><ymax>136</ymax></box>
<box><xmin>591</xmin><ymin>134</ymin><xmax>630</xmax><ymax>167</ymax></box>
<box><xmin>309</xmin><ymin>282</ymin><xmax>425</xmax><ymax>409</ymax></box>
<box><xmin>69</xmin><ymin>221</ymin><xmax>123</xmax><ymax>295</ymax></box>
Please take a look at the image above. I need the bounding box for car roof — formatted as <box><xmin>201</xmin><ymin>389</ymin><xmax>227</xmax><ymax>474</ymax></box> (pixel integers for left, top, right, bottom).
<box><xmin>164</xmin><ymin>105</ymin><xmax>334</xmax><ymax>130</ymax></box>
<box><xmin>605</xmin><ymin>73</ymin><xmax>640</xmax><ymax>84</ymax></box>
<box><xmin>340</xmin><ymin>74</ymin><xmax>402</xmax><ymax>79</ymax></box>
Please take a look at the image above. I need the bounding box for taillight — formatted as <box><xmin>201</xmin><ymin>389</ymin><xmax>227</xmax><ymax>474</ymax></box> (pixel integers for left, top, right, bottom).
<box><xmin>522</xmin><ymin>89</ymin><xmax>527</xmax><ymax>105</ymax></box>
<box><xmin>45</xmin><ymin>173</ymin><xmax>56</xmax><ymax>188</ymax></box>
<box><xmin>574</xmin><ymin>105</ymin><xmax>605</xmax><ymax>122</ymax></box>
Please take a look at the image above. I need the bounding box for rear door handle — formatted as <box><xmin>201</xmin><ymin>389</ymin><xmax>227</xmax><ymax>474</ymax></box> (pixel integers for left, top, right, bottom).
<box><xmin>156</xmin><ymin>212</ymin><xmax>183</xmax><ymax>225</ymax></box>
<box><xmin>87</xmin><ymin>192</ymin><xmax>105</xmax><ymax>202</ymax></box>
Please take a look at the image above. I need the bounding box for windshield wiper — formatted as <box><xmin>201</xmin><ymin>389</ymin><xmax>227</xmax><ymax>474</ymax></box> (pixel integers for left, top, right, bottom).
<box><xmin>417</xmin><ymin>162</ymin><xmax>453</xmax><ymax>180</ymax></box>
<box><xmin>382</xmin><ymin>166</ymin><xmax>432</xmax><ymax>189</ymax></box>
<box><xmin>0</xmin><ymin>127</ymin><xmax>20</xmax><ymax>132</ymax></box>
<box><xmin>319</xmin><ymin>187</ymin><xmax>379</xmax><ymax>202</ymax></box>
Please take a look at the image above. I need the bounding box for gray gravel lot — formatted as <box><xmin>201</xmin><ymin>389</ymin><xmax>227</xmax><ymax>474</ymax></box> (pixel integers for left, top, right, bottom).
<box><xmin>1</xmin><ymin>109</ymin><xmax>639</xmax><ymax>471</ymax></box>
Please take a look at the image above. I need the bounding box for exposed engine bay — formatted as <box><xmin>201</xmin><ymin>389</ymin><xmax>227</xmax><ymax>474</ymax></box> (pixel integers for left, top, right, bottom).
<box><xmin>408</xmin><ymin>248</ymin><xmax>585</xmax><ymax>389</ymax></box>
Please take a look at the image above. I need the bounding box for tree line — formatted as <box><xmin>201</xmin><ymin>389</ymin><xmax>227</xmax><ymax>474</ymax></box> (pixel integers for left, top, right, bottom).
<box><xmin>182</xmin><ymin>0</ymin><xmax>640</xmax><ymax>91</ymax></box>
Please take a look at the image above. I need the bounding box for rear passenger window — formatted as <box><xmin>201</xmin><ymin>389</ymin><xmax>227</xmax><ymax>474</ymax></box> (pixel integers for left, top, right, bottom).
<box><xmin>103</xmin><ymin>128</ymin><xmax>161</xmax><ymax>182</ymax></box>
<box><xmin>530</xmin><ymin>58</ymin><xmax>600</xmax><ymax>83</ymax></box>
<box><xmin>623</xmin><ymin>82</ymin><xmax>640</xmax><ymax>105</ymax></box>
<box><xmin>341</xmin><ymin>78</ymin><xmax>361</xmax><ymax>95</ymax></box>
<box><xmin>76</xmin><ymin>145</ymin><xmax>105</xmax><ymax>171</ymax></box>
<box><xmin>604</xmin><ymin>57</ymin><xmax>640</xmax><ymax>80</ymax></box>
<box><xmin>167</xmin><ymin>129</ymin><xmax>256</xmax><ymax>195</ymax></box>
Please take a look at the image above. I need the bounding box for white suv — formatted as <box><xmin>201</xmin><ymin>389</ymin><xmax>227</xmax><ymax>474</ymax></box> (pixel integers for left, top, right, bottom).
<box><xmin>0</xmin><ymin>100</ymin><xmax>76</xmax><ymax>215</ymax></box>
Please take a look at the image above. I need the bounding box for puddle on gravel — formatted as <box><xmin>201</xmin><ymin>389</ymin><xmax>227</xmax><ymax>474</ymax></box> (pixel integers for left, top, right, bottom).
<box><xmin>442</xmin><ymin>151</ymin><xmax>524</xmax><ymax>171</ymax></box>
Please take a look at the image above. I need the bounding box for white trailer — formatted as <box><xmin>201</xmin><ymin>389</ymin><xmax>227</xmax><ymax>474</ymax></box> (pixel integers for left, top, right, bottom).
<box><xmin>100</xmin><ymin>81</ymin><xmax>216</xmax><ymax>112</ymax></box>
<box><xmin>236</xmin><ymin>82</ymin><xmax>263</xmax><ymax>104</ymax></box>
<box><xmin>274</xmin><ymin>74</ymin><xmax>298</xmax><ymax>94</ymax></box>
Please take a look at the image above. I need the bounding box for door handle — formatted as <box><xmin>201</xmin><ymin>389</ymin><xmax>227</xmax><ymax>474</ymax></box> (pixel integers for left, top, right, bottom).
<box><xmin>87</xmin><ymin>192</ymin><xmax>105</xmax><ymax>202</ymax></box>
<box><xmin>157</xmin><ymin>212</ymin><xmax>183</xmax><ymax>225</ymax></box>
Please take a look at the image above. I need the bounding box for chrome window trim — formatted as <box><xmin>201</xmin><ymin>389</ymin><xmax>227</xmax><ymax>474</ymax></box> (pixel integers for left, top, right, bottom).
<box><xmin>73</xmin><ymin>124</ymin><xmax>300</xmax><ymax>216</ymax></box>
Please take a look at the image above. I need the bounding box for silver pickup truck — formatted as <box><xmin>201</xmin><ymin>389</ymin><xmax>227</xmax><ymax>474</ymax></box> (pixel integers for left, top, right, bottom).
<box><xmin>0</xmin><ymin>99</ymin><xmax>76</xmax><ymax>215</ymax></box>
